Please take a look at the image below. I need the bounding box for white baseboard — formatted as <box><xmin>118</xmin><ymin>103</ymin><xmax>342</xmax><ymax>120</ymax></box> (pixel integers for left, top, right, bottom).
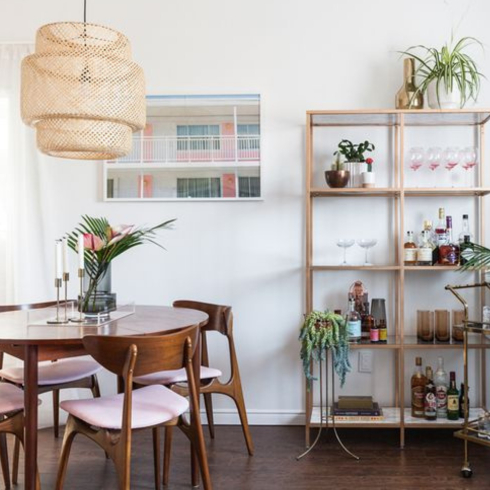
<box><xmin>200</xmin><ymin>409</ymin><xmax>305</xmax><ymax>426</ymax></box>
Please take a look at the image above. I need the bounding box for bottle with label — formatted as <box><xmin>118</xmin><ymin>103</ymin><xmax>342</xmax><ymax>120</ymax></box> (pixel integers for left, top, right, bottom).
<box><xmin>458</xmin><ymin>214</ymin><xmax>473</xmax><ymax>244</ymax></box>
<box><xmin>361</xmin><ymin>302</ymin><xmax>373</xmax><ymax>342</ymax></box>
<box><xmin>411</xmin><ymin>357</ymin><xmax>427</xmax><ymax>418</ymax></box>
<box><xmin>424</xmin><ymin>366</ymin><xmax>437</xmax><ymax>420</ymax></box>
<box><xmin>460</xmin><ymin>235</ymin><xmax>473</xmax><ymax>266</ymax></box>
<box><xmin>459</xmin><ymin>383</ymin><xmax>470</xmax><ymax>419</ymax></box>
<box><xmin>447</xmin><ymin>371</ymin><xmax>459</xmax><ymax>420</ymax></box>
<box><xmin>439</xmin><ymin>216</ymin><xmax>459</xmax><ymax>266</ymax></box>
<box><xmin>435</xmin><ymin>207</ymin><xmax>447</xmax><ymax>248</ymax></box>
<box><xmin>434</xmin><ymin>356</ymin><xmax>448</xmax><ymax>418</ymax></box>
<box><xmin>370</xmin><ymin>321</ymin><xmax>379</xmax><ymax>343</ymax></box>
<box><xmin>346</xmin><ymin>298</ymin><xmax>361</xmax><ymax>343</ymax></box>
<box><xmin>420</xmin><ymin>220</ymin><xmax>438</xmax><ymax>265</ymax></box>
<box><xmin>417</xmin><ymin>230</ymin><xmax>433</xmax><ymax>266</ymax></box>
<box><xmin>404</xmin><ymin>231</ymin><xmax>417</xmax><ymax>265</ymax></box>
<box><xmin>378</xmin><ymin>318</ymin><xmax>387</xmax><ymax>343</ymax></box>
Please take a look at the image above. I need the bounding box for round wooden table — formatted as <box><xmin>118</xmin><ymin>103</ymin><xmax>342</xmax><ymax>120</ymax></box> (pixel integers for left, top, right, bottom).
<box><xmin>0</xmin><ymin>305</ymin><xmax>209</xmax><ymax>490</ymax></box>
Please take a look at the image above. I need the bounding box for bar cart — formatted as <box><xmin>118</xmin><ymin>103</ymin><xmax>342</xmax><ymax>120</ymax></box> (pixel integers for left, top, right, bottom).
<box><xmin>446</xmin><ymin>281</ymin><xmax>490</xmax><ymax>479</ymax></box>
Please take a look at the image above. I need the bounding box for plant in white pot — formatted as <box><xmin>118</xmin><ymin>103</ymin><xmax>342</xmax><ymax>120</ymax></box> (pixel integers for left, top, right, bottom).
<box><xmin>401</xmin><ymin>36</ymin><xmax>484</xmax><ymax>109</ymax></box>
<box><xmin>334</xmin><ymin>139</ymin><xmax>375</xmax><ymax>187</ymax></box>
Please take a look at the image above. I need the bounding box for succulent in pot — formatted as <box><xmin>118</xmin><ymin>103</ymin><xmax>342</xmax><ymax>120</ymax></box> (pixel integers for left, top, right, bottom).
<box><xmin>325</xmin><ymin>153</ymin><xmax>350</xmax><ymax>188</ymax></box>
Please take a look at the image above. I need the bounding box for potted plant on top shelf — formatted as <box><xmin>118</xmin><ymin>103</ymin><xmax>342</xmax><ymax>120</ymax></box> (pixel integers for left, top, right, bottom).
<box><xmin>334</xmin><ymin>139</ymin><xmax>375</xmax><ymax>188</ymax></box>
<box><xmin>299</xmin><ymin>310</ymin><xmax>351</xmax><ymax>388</ymax></box>
<box><xmin>400</xmin><ymin>36</ymin><xmax>484</xmax><ymax>109</ymax></box>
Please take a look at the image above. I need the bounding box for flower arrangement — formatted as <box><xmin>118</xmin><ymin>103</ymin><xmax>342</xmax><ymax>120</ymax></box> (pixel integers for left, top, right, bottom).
<box><xmin>299</xmin><ymin>310</ymin><xmax>351</xmax><ymax>388</ymax></box>
<box><xmin>334</xmin><ymin>139</ymin><xmax>375</xmax><ymax>163</ymax></box>
<box><xmin>365</xmin><ymin>157</ymin><xmax>374</xmax><ymax>172</ymax></box>
<box><xmin>67</xmin><ymin>215</ymin><xmax>175</xmax><ymax>312</ymax></box>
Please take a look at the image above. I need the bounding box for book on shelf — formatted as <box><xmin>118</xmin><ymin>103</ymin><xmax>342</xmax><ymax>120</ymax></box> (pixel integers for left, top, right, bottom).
<box><xmin>337</xmin><ymin>396</ymin><xmax>374</xmax><ymax>410</ymax></box>
<box><xmin>333</xmin><ymin>402</ymin><xmax>382</xmax><ymax>417</ymax></box>
<box><xmin>323</xmin><ymin>407</ymin><xmax>385</xmax><ymax>422</ymax></box>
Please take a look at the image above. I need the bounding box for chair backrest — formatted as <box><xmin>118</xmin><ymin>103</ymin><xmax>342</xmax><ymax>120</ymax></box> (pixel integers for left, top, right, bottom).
<box><xmin>83</xmin><ymin>324</ymin><xmax>200</xmax><ymax>379</ymax></box>
<box><xmin>173</xmin><ymin>300</ymin><xmax>232</xmax><ymax>336</ymax></box>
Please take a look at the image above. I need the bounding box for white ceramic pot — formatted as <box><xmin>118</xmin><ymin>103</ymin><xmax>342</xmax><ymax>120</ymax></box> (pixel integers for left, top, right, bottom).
<box><xmin>361</xmin><ymin>171</ymin><xmax>375</xmax><ymax>188</ymax></box>
<box><xmin>345</xmin><ymin>162</ymin><xmax>367</xmax><ymax>187</ymax></box>
<box><xmin>427</xmin><ymin>80</ymin><xmax>462</xmax><ymax>109</ymax></box>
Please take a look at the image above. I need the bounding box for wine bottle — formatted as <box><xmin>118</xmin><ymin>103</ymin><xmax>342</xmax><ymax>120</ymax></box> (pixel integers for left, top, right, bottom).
<box><xmin>447</xmin><ymin>371</ymin><xmax>459</xmax><ymax>420</ymax></box>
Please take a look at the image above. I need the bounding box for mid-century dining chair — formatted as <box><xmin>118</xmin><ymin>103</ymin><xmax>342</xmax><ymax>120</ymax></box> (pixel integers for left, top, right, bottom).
<box><xmin>0</xmin><ymin>383</ymin><xmax>33</xmax><ymax>489</ymax></box>
<box><xmin>55</xmin><ymin>324</ymin><xmax>212</xmax><ymax>490</ymax></box>
<box><xmin>134</xmin><ymin>300</ymin><xmax>253</xmax><ymax>484</ymax></box>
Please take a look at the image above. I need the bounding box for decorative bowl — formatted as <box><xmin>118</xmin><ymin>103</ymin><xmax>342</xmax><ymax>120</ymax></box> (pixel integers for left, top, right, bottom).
<box><xmin>325</xmin><ymin>170</ymin><xmax>350</xmax><ymax>188</ymax></box>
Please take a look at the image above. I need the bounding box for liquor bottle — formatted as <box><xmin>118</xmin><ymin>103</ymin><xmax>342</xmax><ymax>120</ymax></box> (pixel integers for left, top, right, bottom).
<box><xmin>346</xmin><ymin>298</ymin><xmax>361</xmax><ymax>343</ymax></box>
<box><xmin>460</xmin><ymin>235</ymin><xmax>473</xmax><ymax>266</ymax></box>
<box><xmin>411</xmin><ymin>357</ymin><xmax>427</xmax><ymax>418</ymax></box>
<box><xmin>447</xmin><ymin>371</ymin><xmax>459</xmax><ymax>420</ymax></box>
<box><xmin>434</xmin><ymin>356</ymin><xmax>448</xmax><ymax>418</ymax></box>
<box><xmin>424</xmin><ymin>366</ymin><xmax>437</xmax><ymax>420</ymax></box>
<box><xmin>459</xmin><ymin>383</ymin><xmax>470</xmax><ymax>419</ymax></box>
<box><xmin>404</xmin><ymin>231</ymin><xmax>417</xmax><ymax>266</ymax></box>
<box><xmin>435</xmin><ymin>207</ymin><xmax>447</xmax><ymax>248</ymax></box>
<box><xmin>378</xmin><ymin>318</ymin><xmax>387</xmax><ymax>343</ymax></box>
<box><xmin>361</xmin><ymin>302</ymin><xmax>374</xmax><ymax>342</ymax></box>
<box><xmin>439</xmin><ymin>216</ymin><xmax>460</xmax><ymax>266</ymax></box>
<box><xmin>420</xmin><ymin>220</ymin><xmax>438</xmax><ymax>265</ymax></box>
<box><xmin>370</xmin><ymin>320</ymin><xmax>379</xmax><ymax>343</ymax></box>
<box><xmin>458</xmin><ymin>214</ymin><xmax>473</xmax><ymax>244</ymax></box>
<box><xmin>417</xmin><ymin>230</ymin><xmax>433</xmax><ymax>266</ymax></box>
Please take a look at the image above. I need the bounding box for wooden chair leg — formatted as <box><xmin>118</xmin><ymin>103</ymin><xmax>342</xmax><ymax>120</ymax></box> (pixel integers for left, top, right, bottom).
<box><xmin>55</xmin><ymin>417</ymin><xmax>78</xmax><ymax>490</ymax></box>
<box><xmin>190</xmin><ymin>443</ymin><xmax>199</xmax><ymax>488</ymax></box>
<box><xmin>0</xmin><ymin>433</ymin><xmax>10</xmax><ymax>490</ymax></box>
<box><xmin>193</xmin><ymin>422</ymin><xmax>212</xmax><ymax>490</ymax></box>
<box><xmin>12</xmin><ymin>436</ymin><xmax>20</xmax><ymax>485</ymax></box>
<box><xmin>163</xmin><ymin>426</ymin><xmax>173</xmax><ymax>487</ymax></box>
<box><xmin>91</xmin><ymin>375</ymin><xmax>101</xmax><ymax>398</ymax></box>
<box><xmin>203</xmin><ymin>393</ymin><xmax>215</xmax><ymax>439</ymax></box>
<box><xmin>53</xmin><ymin>389</ymin><xmax>60</xmax><ymax>438</ymax></box>
<box><xmin>232</xmin><ymin>387</ymin><xmax>254</xmax><ymax>456</ymax></box>
<box><xmin>152</xmin><ymin>428</ymin><xmax>160</xmax><ymax>490</ymax></box>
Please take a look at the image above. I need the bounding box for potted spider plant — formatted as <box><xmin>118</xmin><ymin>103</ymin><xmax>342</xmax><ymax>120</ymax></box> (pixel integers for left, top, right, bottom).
<box><xmin>401</xmin><ymin>36</ymin><xmax>484</xmax><ymax>109</ymax></box>
<box><xmin>299</xmin><ymin>310</ymin><xmax>351</xmax><ymax>388</ymax></box>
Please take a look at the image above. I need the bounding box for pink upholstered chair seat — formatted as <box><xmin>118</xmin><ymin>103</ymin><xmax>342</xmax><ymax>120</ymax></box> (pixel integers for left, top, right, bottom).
<box><xmin>60</xmin><ymin>384</ymin><xmax>189</xmax><ymax>430</ymax></box>
<box><xmin>134</xmin><ymin>365</ymin><xmax>222</xmax><ymax>386</ymax></box>
<box><xmin>0</xmin><ymin>357</ymin><xmax>101</xmax><ymax>386</ymax></box>
<box><xmin>0</xmin><ymin>384</ymin><xmax>26</xmax><ymax>414</ymax></box>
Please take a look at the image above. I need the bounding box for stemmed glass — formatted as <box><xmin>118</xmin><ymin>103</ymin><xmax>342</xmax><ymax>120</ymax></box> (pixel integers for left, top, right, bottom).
<box><xmin>442</xmin><ymin>147</ymin><xmax>460</xmax><ymax>186</ymax></box>
<box><xmin>426</xmin><ymin>147</ymin><xmax>442</xmax><ymax>187</ymax></box>
<box><xmin>461</xmin><ymin>146</ymin><xmax>478</xmax><ymax>187</ymax></box>
<box><xmin>357</xmin><ymin>239</ymin><xmax>377</xmax><ymax>266</ymax></box>
<box><xmin>407</xmin><ymin>147</ymin><xmax>425</xmax><ymax>187</ymax></box>
<box><xmin>336</xmin><ymin>239</ymin><xmax>355</xmax><ymax>266</ymax></box>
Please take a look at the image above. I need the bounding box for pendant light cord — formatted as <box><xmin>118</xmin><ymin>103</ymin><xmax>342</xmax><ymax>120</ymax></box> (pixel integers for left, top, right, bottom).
<box><xmin>83</xmin><ymin>0</ymin><xmax>87</xmax><ymax>23</ymax></box>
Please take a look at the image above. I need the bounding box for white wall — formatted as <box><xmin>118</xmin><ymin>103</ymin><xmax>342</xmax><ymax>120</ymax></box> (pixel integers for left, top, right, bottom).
<box><xmin>1</xmin><ymin>0</ymin><xmax>490</xmax><ymax>426</ymax></box>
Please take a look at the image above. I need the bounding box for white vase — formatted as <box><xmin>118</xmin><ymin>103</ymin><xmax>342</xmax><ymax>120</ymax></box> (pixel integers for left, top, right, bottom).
<box><xmin>361</xmin><ymin>171</ymin><xmax>375</xmax><ymax>188</ymax></box>
<box><xmin>427</xmin><ymin>80</ymin><xmax>462</xmax><ymax>109</ymax></box>
<box><xmin>345</xmin><ymin>162</ymin><xmax>367</xmax><ymax>187</ymax></box>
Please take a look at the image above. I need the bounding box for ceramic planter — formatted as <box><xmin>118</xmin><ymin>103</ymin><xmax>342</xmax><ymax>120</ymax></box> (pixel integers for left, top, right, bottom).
<box><xmin>361</xmin><ymin>171</ymin><xmax>375</xmax><ymax>188</ymax></box>
<box><xmin>427</xmin><ymin>80</ymin><xmax>462</xmax><ymax>109</ymax></box>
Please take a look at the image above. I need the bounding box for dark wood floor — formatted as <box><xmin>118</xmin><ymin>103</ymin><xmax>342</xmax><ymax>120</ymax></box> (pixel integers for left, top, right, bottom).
<box><xmin>7</xmin><ymin>425</ymin><xmax>490</xmax><ymax>489</ymax></box>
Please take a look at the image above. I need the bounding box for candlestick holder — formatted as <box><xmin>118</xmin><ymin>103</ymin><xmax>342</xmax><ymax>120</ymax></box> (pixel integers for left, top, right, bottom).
<box><xmin>47</xmin><ymin>278</ymin><xmax>64</xmax><ymax>324</ymax></box>
<box><xmin>70</xmin><ymin>268</ymin><xmax>85</xmax><ymax>323</ymax></box>
<box><xmin>62</xmin><ymin>272</ymin><xmax>69</xmax><ymax>322</ymax></box>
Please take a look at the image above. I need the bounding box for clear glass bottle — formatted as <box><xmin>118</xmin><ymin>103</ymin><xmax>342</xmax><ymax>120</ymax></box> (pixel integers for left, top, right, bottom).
<box><xmin>434</xmin><ymin>356</ymin><xmax>448</xmax><ymax>418</ymax></box>
<box><xmin>424</xmin><ymin>366</ymin><xmax>437</xmax><ymax>420</ymax></box>
<box><xmin>439</xmin><ymin>216</ymin><xmax>460</xmax><ymax>265</ymax></box>
<box><xmin>411</xmin><ymin>357</ymin><xmax>427</xmax><ymax>418</ymax></box>
<box><xmin>346</xmin><ymin>298</ymin><xmax>361</xmax><ymax>343</ymax></box>
<box><xmin>458</xmin><ymin>214</ymin><xmax>473</xmax><ymax>244</ymax></box>
<box><xmin>404</xmin><ymin>231</ymin><xmax>417</xmax><ymax>265</ymax></box>
<box><xmin>417</xmin><ymin>230</ymin><xmax>433</xmax><ymax>266</ymax></box>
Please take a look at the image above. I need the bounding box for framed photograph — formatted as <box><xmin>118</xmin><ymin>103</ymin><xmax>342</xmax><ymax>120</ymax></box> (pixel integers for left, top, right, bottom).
<box><xmin>104</xmin><ymin>94</ymin><xmax>261</xmax><ymax>201</ymax></box>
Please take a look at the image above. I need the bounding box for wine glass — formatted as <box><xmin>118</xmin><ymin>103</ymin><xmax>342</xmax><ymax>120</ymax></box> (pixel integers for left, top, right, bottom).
<box><xmin>407</xmin><ymin>147</ymin><xmax>425</xmax><ymax>187</ymax></box>
<box><xmin>426</xmin><ymin>147</ymin><xmax>442</xmax><ymax>187</ymax></box>
<box><xmin>461</xmin><ymin>146</ymin><xmax>478</xmax><ymax>187</ymax></box>
<box><xmin>336</xmin><ymin>239</ymin><xmax>355</xmax><ymax>266</ymax></box>
<box><xmin>357</xmin><ymin>239</ymin><xmax>377</xmax><ymax>266</ymax></box>
<box><xmin>442</xmin><ymin>146</ymin><xmax>460</xmax><ymax>186</ymax></box>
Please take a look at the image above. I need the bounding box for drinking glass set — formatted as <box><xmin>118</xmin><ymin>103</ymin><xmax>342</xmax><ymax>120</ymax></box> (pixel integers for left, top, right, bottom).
<box><xmin>417</xmin><ymin>309</ymin><xmax>464</xmax><ymax>343</ymax></box>
<box><xmin>336</xmin><ymin>239</ymin><xmax>377</xmax><ymax>266</ymax></box>
<box><xmin>407</xmin><ymin>146</ymin><xmax>478</xmax><ymax>187</ymax></box>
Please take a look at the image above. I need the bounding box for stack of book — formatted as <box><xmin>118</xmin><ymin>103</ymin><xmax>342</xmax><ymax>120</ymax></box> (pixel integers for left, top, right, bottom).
<box><xmin>330</xmin><ymin>396</ymin><xmax>384</xmax><ymax>422</ymax></box>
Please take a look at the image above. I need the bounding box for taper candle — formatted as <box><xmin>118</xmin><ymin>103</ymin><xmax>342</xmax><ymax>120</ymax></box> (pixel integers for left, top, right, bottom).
<box><xmin>55</xmin><ymin>240</ymin><xmax>62</xmax><ymax>279</ymax></box>
<box><xmin>62</xmin><ymin>237</ymin><xmax>69</xmax><ymax>274</ymax></box>
<box><xmin>78</xmin><ymin>234</ymin><xmax>84</xmax><ymax>270</ymax></box>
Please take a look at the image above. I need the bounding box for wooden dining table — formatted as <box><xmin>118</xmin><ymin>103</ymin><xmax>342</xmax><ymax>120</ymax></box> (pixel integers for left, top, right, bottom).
<box><xmin>0</xmin><ymin>304</ymin><xmax>209</xmax><ymax>490</ymax></box>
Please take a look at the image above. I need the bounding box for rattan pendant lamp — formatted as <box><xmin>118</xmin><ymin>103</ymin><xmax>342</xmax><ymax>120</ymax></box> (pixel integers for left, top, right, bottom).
<box><xmin>20</xmin><ymin>0</ymin><xmax>146</xmax><ymax>160</ymax></box>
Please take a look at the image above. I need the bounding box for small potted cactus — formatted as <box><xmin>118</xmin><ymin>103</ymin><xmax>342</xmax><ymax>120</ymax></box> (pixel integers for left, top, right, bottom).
<box><xmin>361</xmin><ymin>157</ymin><xmax>375</xmax><ymax>188</ymax></box>
<box><xmin>325</xmin><ymin>153</ymin><xmax>350</xmax><ymax>188</ymax></box>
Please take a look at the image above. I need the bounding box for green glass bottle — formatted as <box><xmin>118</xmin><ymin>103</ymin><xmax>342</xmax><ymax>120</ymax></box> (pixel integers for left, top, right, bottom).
<box><xmin>447</xmin><ymin>371</ymin><xmax>459</xmax><ymax>420</ymax></box>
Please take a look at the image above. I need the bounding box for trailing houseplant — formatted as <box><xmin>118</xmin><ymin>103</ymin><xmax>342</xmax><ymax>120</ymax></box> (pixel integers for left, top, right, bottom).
<box><xmin>400</xmin><ymin>36</ymin><xmax>484</xmax><ymax>109</ymax></box>
<box><xmin>299</xmin><ymin>310</ymin><xmax>351</xmax><ymax>388</ymax></box>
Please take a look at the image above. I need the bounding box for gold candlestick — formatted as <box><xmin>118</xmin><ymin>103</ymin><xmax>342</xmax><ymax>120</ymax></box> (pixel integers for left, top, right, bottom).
<box><xmin>47</xmin><ymin>278</ymin><xmax>63</xmax><ymax>324</ymax></box>
<box><xmin>70</xmin><ymin>268</ymin><xmax>85</xmax><ymax>323</ymax></box>
<box><xmin>63</xmin><ymin>272</ymin><xmax>69</xmax><ymax>322</ymax></box>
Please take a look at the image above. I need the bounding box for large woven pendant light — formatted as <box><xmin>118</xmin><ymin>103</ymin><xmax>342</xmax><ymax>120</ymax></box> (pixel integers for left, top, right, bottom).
<box><xmin>21</xmin><ymin>2</ymin><xmax>146</xmax><ymax>160</ymax></box>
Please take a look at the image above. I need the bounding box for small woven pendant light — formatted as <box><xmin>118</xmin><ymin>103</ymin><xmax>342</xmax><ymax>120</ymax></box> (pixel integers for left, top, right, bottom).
<box><xmin>21</xmin><ymin>4</ymin><xmax>145</xmax><ymax>160</ymax></box>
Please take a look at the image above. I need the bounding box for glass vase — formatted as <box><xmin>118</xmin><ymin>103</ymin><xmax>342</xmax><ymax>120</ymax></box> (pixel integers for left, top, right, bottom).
<box><xmin>80</xmin><ymin>264</ymin><xmax>117</xmax><ymax>319</ymax></box>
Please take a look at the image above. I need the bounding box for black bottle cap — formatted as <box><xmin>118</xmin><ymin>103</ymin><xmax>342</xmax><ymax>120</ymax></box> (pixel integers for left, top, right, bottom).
<box><xmin>463</xmin><ymin>214</ymin><xmax>468</xmax><ymax>219</ymax></box>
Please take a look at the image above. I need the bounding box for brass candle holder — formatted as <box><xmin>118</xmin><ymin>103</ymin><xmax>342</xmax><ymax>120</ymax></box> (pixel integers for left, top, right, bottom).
<box><xmin>70</xmin><ymin>268</ymin><xmax>85</xmax><ymax>323</ymax></box>
<box><xmin>62</xmin><ymin>272</ymin><xmax>69</xmax><ymax>322</ymax></box>
<box><xmin>47</xmin><ymin>278</ymin><xmax>63</xmax><ymax>324</ymax></box>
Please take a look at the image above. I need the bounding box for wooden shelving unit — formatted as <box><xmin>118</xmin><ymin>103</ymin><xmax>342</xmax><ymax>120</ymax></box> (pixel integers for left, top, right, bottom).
<box><xmin>304</xmin><ymin>108</ymin><xmax>490</xmax><ymax>448</ymax></box>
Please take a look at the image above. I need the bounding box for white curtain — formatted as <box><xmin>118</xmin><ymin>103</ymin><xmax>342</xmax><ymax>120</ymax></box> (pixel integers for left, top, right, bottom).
<box><xmin>0</xmin><ymin>44</ymin><xmax>50</xmax><ymax>304</ymax></box>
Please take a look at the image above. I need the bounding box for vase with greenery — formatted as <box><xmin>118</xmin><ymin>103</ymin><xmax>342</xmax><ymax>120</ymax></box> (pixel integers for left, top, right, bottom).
<box><xmin>299</xmin><ymin>310</ymin><xmax>351</xmax><ymax>388</ymax></box>
<box><xmin>400</xmin><ymin>36</ymin><xmax>484</xmax><ymax>109</ymax></box>
<box><xmin>67</xmin><ymin>215</ymin><xmax>175</xmax><ymax>315</ymax></box>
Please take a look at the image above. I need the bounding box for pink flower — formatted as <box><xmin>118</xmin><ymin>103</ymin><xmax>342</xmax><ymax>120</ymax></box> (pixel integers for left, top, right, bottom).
<box><xmin>365</xmin><ymin>158</ymin><xmax>374</xmax><ymax>165</ymax></box>
<box><xmin>107</xmin><ymin>224</ymin><xmax>134</xmax><ymax>246</ymax></box>
<box><xmin>83</xmin><ymin>233</ymin><xmax>105</xmax><ymax>251</ymax></box>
